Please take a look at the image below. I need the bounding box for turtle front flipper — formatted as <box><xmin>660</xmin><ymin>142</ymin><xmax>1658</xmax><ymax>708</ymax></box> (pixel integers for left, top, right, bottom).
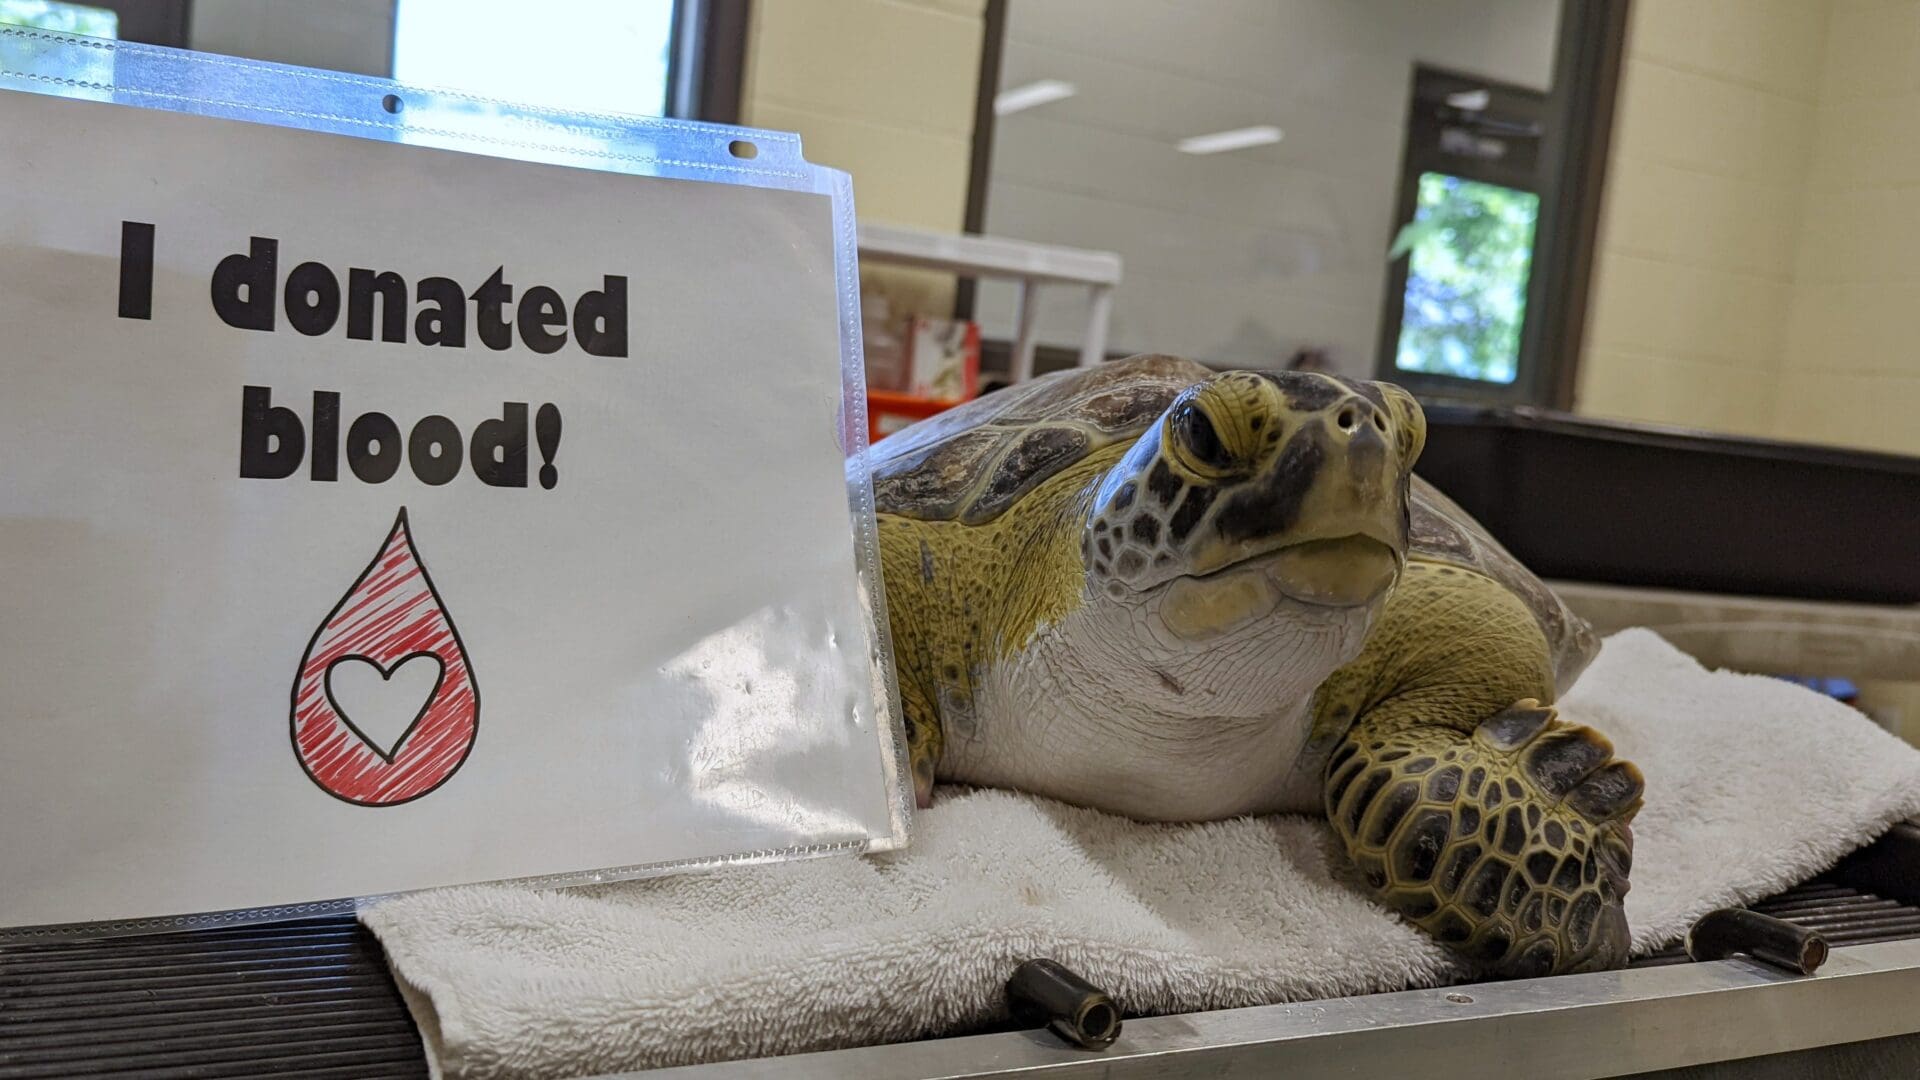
<box><xmin>1314</xmin><ymin>559</ymin><xmax>1643</xmax><ymax>976</ymax></box>
<box><xmin>1326</xmin><ymin>696</ymin><xmax>1643</xmax><ymax>976</ymax></box>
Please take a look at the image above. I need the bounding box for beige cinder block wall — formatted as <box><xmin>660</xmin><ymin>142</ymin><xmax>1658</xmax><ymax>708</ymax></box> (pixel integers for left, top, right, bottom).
<box><xmin>1776</xmin><ymin>0</ymin><xmax>1920</xmax><ymax>456</ymax></box>
<box><xmin>738</xmin><ymin>0</ymin><xmax>987</xmax><ymax>318</ymax></box>
<box><xmin>1576</xmin><ymin>0</ymin><xmax>1830</xmax><ymax>439</ymax></box>
<box><xmin>1581</xmin><ymin>0</ymin><xmax>1920</xmax><ymax>456</ymax></box>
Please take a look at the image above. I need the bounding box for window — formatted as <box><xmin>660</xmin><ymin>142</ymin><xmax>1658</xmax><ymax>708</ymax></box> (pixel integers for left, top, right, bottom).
<box><xmin>0</xmin><ymin>0</ymin><xmax>118</xmax><ymax>37</ymax></box>
<box><xmin>391</xmin><ymin>0</ymin><xmax>677</xmax><ymax>118</ymax></box>
<box><xmin>1392</xmin><ymin>173</ymin><xmax>1540</xmax><ymax>385</ymax></box>
<box><xmin>0</xmin><ymin>0</ymin><xmax>185</xmax><ymax>46</ymax></box>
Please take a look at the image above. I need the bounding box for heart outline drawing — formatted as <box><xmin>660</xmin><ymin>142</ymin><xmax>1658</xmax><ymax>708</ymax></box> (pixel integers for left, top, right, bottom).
<box><xmin>322</xmin><ymin>652</ymin><xmax>447</xmax><ymax>764</ymax></box>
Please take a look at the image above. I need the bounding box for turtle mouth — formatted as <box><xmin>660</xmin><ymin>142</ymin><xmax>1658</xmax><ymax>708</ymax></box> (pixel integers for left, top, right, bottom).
<box><xmin>1262</xmin><ymin>534</ymin><xmax>1401</xmax><ymax>607</ymax></box>
<box><xmin>1157</xmin><ymin>534</ymin><xmax>1398</xmax><ymax>641</ymax></box>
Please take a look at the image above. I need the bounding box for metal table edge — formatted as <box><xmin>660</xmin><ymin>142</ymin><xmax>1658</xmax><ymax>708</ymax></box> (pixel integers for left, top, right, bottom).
<box><xmin>605</xmin><ymin>939</ymin><xmax>1920</xmax><ymax>1080</ymax></box>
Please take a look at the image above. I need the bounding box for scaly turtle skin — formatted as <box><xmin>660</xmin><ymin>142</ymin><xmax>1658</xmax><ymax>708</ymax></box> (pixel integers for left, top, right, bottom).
<box><xmin>869</xmin><ymin>355</ymin><xmax>1643</xmax><ymax>976</ymax></box>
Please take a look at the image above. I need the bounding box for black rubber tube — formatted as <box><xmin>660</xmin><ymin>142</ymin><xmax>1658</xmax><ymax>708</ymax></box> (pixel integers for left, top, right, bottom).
<box><xmin>1686</xmin><ymin>908</ymin><xmax>1829</xmax><ymax>975</ymax></box>
<box><xmin>1005</xmin><ymin>959</ymin><xmax>1121</xmax><ymax>1049</ymax></box>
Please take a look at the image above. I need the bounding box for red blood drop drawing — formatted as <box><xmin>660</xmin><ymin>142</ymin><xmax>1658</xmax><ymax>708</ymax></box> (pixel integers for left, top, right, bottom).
<box><xmin>291</xmin><ymin>508</ymin><xmax>478</xmax><ymax>805</ymax></box>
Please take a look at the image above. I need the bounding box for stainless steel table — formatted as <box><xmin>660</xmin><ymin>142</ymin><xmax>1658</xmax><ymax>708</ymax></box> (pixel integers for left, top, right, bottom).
<box><xmin>623</xmin><ymin>939</ymin><xmax>1920</xmax><ymax>1080</ymax></box>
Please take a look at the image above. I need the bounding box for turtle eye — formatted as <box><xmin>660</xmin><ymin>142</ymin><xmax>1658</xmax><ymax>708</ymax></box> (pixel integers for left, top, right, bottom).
<box><xmin>1171</xmin><ymin>401</ymin><xmax>1235</xmax><ymax>475</ymax></box>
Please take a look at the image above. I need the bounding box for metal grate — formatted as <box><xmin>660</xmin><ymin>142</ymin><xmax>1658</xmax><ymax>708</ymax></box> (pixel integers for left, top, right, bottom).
<box><xmin>1633</xmin><ymin>880</ymin><xmax>1920</xmax><ymax>968</ymax></box>
<box><xmin>0</xmin><ymin>916</ymin><xmax>424</xmax><ymax>1079</ymax></box>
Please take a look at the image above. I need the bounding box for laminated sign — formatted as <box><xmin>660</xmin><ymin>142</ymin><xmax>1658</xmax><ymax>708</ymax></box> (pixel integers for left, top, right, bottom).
<box><xmin>0</xmin><ymin>32</ymin><xmax>908</xmax><ymax>934</ymax></box>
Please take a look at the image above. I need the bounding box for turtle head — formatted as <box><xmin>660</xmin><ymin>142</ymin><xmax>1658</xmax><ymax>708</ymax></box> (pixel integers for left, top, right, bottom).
<box><xmin>1085</xmin><ymin>370</ymin><xmax>1426</xmax><ymax>641</ymax></box>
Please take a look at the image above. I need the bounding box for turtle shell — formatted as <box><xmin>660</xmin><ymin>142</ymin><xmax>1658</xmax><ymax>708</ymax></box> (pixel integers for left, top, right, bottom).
<box><xmin>869</xmin><ymin>354</ymin><xmax>1209</xmax><ymax>525</ymax></box>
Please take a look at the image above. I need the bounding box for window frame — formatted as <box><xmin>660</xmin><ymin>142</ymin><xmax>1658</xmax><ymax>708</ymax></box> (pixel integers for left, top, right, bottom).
<box><xmin>110</xmin><ymin>0</ymin><xmax>188</xmax><ymax>46</ymax></box>
<box><xmin>1374</xmin><ymin>0</ymin><xmax>1630</xmax><ymax>409</ymax></box>
<box><xmin>666</xmin><ymin>0</ymin><xmax>750</xmax><ymax>123</ymax></box>
<box><xmin>1374</xmin><ymin>66</ymin><xmax>1551</xmax><ymax>403</ymax></box>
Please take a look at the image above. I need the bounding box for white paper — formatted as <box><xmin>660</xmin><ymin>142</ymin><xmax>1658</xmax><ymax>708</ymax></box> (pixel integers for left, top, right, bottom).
<box><xmin>0</xmin><ymin>89</ymin><xmax>900</xmax><ymax>930</ymax></box>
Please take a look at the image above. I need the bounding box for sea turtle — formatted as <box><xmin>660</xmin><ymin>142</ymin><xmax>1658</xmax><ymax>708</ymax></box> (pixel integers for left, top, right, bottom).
<box><xmin>870</xmin><ymin>354</ymin><xmax>1643</xmax><ymax>976</ymax></box>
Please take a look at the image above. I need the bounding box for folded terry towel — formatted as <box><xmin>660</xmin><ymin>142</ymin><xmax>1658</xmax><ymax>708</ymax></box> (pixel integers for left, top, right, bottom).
<box><xmin>362</xmin><ymin>630</ymin><xmax>1920</xmax><ymax>1079</ymax></box>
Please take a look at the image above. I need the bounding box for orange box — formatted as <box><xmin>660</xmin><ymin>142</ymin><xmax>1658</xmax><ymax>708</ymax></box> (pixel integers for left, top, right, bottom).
<box><xmin>868</xmin><ymin>389</ymin><xmax>958</xmax><ymax>444</ymax></box>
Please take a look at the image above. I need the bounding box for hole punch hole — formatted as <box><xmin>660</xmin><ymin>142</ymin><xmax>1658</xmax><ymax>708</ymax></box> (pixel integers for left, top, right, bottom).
<box><xmin>728</xmin><ymin>139</ymin><xmax>758</xmax><ymax>160</ymax></box>
<box><xmin>382</xmin><ymin>93</ymin><xmax>404</xmax><ymax>115</ymax></box>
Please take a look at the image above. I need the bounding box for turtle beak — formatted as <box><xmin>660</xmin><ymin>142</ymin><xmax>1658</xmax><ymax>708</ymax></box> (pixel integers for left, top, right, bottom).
<box><xmin>1265</xmin><ymin>534</ymin><xmax>1401</xmax><ymax>607</ymax></box>
<box><xmin>1158</xmin><ymin>530</ymin><xmax>1398</xmax><ymax>640</ymax></box>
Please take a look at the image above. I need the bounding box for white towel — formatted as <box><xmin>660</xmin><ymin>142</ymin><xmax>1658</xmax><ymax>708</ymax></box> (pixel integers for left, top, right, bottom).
<box><xmin>362</xmin><ymin>630</ymin><xmax>1920</xmax><ymax>1079</ymax></box>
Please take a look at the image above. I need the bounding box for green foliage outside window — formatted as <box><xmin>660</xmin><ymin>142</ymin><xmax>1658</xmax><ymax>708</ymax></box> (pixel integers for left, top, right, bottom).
<box><xmin>1391</xmin><ymin>172</ymin><xmax>1539</xmax><ymax>385</ymax></box>
<box><xmin>0</xmin><ymin>0</ymin><xmax>118</xmax><ymax>37</ymax></box>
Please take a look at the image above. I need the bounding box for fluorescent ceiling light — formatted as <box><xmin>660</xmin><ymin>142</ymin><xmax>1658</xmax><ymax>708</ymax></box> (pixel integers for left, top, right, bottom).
<box><xmin>1176</xmin><ymin>125</ymin><xmax>1283</xmax><ymax>155</ymax></box>
<box><xmin>1445</xmin><ymin>88</ymin><xmax>1491</xmax><ymax>111</ymax></box>
<box><xmin>994</xmin><ymin>79</ymin><xmax>1076</xmax><ymax>116</ymax></box>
